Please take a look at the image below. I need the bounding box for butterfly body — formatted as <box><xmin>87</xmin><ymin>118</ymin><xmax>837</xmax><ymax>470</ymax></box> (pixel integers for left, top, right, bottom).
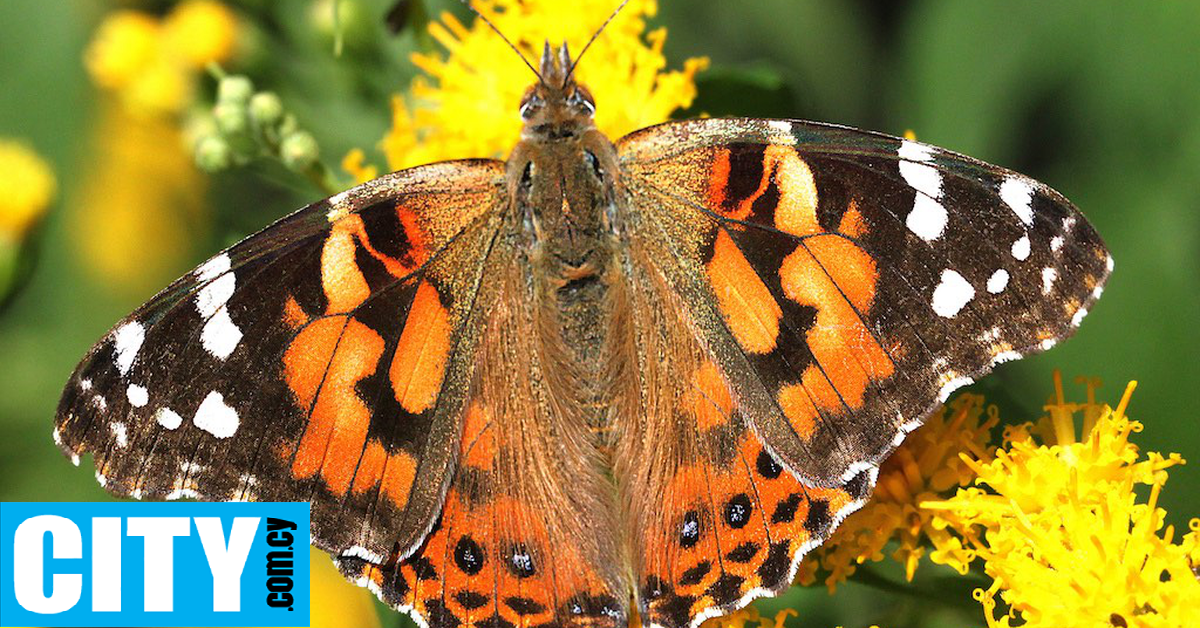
<box><xmin>55</xmin><ymin>42</ymin><xmax>1112</xmax><ymax>628</ymax></box>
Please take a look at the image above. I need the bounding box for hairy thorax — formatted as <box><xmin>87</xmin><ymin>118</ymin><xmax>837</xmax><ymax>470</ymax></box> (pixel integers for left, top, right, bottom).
<box><xmin>509</xmin><ymin>129</ymin><xmax>623</xmax><ymax>432</ymax></box>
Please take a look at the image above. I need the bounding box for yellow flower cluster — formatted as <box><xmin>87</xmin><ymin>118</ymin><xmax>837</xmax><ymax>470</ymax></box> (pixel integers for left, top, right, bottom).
<box><xmin>85</xmin><ymin>0</ymin><xmax>239</xmax><ymax>116</ymax></box>
<box><xmin>0</xmin><ymin>140</ymin><xmax>56</xmax><ymax>242</ymax></box>
<box><xmin>798</xmin><ymin>393</ymin><xmax>998</xmax><ymax>589</ymax></box>
<box><xmin>376</xmin><ymin>0</ymin><xmax>708</xmax><ymax>172</ymax></box>
<box><xmin>923</xmin><ymin>376</ymin><xmax>1200</xmax><ymax>627</ymax></box>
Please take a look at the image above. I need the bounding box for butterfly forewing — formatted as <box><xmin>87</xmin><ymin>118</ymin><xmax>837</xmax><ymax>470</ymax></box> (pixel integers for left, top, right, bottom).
<box><xmin>55</xmin><ymin>159</ymin><xmax>508</xmax><ymax>559</ymax></box>
<box><xmin>618</xmin><ymin>117</ymin><xmax>1111</xmax><ymax>487</ymax></box>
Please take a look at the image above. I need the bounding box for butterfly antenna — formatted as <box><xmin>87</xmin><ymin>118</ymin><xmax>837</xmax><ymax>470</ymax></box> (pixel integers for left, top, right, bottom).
<box><xmin>565</xmin><ymin>0</ymin><xmax>631</xmax><ymax>82</ymax></box>
<box><xmin>457</xmin><ymin>0</ymin><xmax>544</xmax><ymax>84</ymax></box>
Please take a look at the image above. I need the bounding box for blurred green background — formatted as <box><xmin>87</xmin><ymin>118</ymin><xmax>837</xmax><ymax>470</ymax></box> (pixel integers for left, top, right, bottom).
<box><xmin>1</xmin><ymin>1</ymin><xmax>1197</xmax><ymax>626</ymax></box>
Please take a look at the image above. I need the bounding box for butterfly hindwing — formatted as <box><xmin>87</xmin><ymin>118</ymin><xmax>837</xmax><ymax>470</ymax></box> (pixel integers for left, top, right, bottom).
<box><xmin>55</xmin><ymin>159</ymin><xmax>508</xmax><ymax>559</ymax></box>
<box><xmin>608</xmin><ymin>247</ymin><xmax>874</xmax><ymax>628</ymax></box>
<box><xmin>618</xmin><ymin>118</ymin><xmax>1111</xmax><ymax>486</ymax></box>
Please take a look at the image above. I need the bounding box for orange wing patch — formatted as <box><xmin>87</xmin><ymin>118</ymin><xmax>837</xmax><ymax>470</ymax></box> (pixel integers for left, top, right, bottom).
<box><xmin>706</xmin><ymin>230</ymin><xmax>782</xmax><ymax>354</ymax></box>
<box><xmin>389</xmin><ymin>281</ymin><xmax>452</xmax><ymax>415</ymax></box>
<box><xmin>285</xmin><ymin>316</ymin><xmax>386</xmax><ymax>496</ymax></box>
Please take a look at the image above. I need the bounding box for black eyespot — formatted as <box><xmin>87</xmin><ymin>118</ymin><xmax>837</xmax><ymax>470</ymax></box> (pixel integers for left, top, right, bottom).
<box><xmin>724</xmin><ymin>494</ymin><xmax>753</xmax><ymax>529</ymax></box>
<box><xmin>507</xmin><ymin>543</ymin><xmax>536</xmax><ymax>578</ymax></box>
<box><xmin>756</xmin><ymin>450</ymin><xmax>783</xmax><ymax>479</ymax></box>
<box><xmin>584</xmin><ymin>150</ymin><xmax>603</xmax><ymax>179</ymax></box>
<box><xmin>679</xmin><ymin>511</ymin><xmax>701</xmax><ymax>548</ymax></box>
<box><xmin>454</xmin><ymin>536</ymin><xmax>485</xmax><ymax>575</ymax></box>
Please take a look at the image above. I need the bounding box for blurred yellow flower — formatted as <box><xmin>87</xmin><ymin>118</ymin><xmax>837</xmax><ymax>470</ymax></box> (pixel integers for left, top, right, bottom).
<box><xmin>74</xmin><ymin>103</ymin><xmax>207</xmax><ymax>292</ymax></box>
<box><xmin>377</xmin><ymin>0</ymin><xmax>707</xmax><ymax>171</ymax></box>
<box><xmin>0</xmin><ymin>139</ymin><xmax>56</xmax><ymax>241</ymax></box>
<box><xmin>163</xmin><ymin>0</ymin><xmax>240</xmax><ymax>68</ymax></box>
<box><xmin>923</xmin><ymin>375</ymin><xmax>1200</xmax><ymax>627</ymax></box>
<box><xmin>85</xmin><ymin>0</ymin><xmax>240</xmax><ymax>116</ymax></box>
<box><xmin>799</xmin><ymin>393</ymin><xmax>998</xmax><ymax>590</ymax></box>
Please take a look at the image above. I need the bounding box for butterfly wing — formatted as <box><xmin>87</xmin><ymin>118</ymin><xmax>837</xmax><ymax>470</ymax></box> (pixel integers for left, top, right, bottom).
<box><xmin>615</xmin><ymin>118</ymin><xmax>1110</xmax><ymax>627</ymax></box>
<box><xmin>55</xmin><ymin>159</ymin><xmax>508</xmax><ymax>561</ymax></box>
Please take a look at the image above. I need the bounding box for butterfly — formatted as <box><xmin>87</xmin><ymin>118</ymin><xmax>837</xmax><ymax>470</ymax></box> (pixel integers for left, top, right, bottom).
<box><xmin>55</xmin><ymin>34</ymin><xmax>1110</xmax><ymax>628</ymax></box>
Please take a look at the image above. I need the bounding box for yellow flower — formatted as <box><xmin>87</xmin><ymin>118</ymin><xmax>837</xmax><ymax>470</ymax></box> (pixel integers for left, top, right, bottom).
<box><xmin>922</xmin><ymin>375</ymin><xmax>1200</xmax><ymax>627</ymax></box>
<box><xmin>73</xmin><ymin>102</ymin><xmax>207</xmax><ymax>292</ymax></box>
<box><xmin>162</xmin><ymin>0</ymin><xmax>241</xmax><ymax>68</ymax></box>
<box><xmin>698</xmin><ymin>607</ymin><xmax>799</xmax><ymax>628</ymax></box>
<box><xmin>799</xmin><ymin>393</ymin><xmax>998</xmax><ymax>589</ymax></box>
<box><xmin>0</xmin><ymin>139</ymin><xmax>56</xmax><ymax>241</ymax></box>
<box><xmin>377</xmin><ymin>0</ymin><xmax>707</xmax><ymax>171</ymax></box>
<box><xmin>85</xmin><ymin>1</ymin><xmax>240</xmax><ymax>116</ymax></box>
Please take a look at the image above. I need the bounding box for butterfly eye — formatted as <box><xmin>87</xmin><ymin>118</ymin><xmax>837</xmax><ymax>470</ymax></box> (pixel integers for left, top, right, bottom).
<box><xmin>520</xmin><ymin>94</ymin><xmax>544</xmax><ymax>120</ymax></box>
<box><xmin>568</xmin><ymin>89</ymin><xmax>596</xmax><ymax>116</ymax></box>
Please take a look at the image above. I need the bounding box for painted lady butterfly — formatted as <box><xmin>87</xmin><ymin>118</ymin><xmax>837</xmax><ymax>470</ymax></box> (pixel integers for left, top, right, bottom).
<box><xmin>55</xmin><ymin>34</ymin><xmax>1110</xmax><ymax>628</ymax></box>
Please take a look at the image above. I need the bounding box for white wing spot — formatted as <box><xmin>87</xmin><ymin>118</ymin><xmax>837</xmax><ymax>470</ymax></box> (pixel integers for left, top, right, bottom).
<box><xmin>1000</xmin><ymin>177</ymin><xmax>1035</xmax><ymax>225</ymax></box>
<box><xmin>931</xmin><ymin>269</ymin><xmax>975</xmax><ymax>318</ymax></box>
<box><xmin>1062</xmin><ymin>215</ymin><xmax>1077</xmax><ymax>232</ymax></box>
<box><xmin>196</xmin><ymin>271</ymin><xmax>240</xmax><ymax>360</ymax></box>
<box><xmin>938</xmin><ymin>375</ymin><xmax>975</xmax><ymax>402</ymax></box>
<box><xmin>126</xmin><ymin>384</ymin><xmax>148</xmax><ymax>408</ymax></box>
<box><xmin>1050</xmin><ymin>235</ymin><xmax>1064</xmax><ymax>252</ymax></box>
<box><xmin>1071</xmin><ymin>306</ymin><xmax>1090</xmax><ymax>327</ymax></box>
<box><xmin>767</xmin><ymin>120</ymin><xmax>792</xmax><ymax>134</ymax></box>
<box><xmin>155</xmin><ymin>407</ymin><xmax>184</xmax><ymax>430</ymax></box>
<box><xmin>201</xmin><ymin>308</ymin><xmax>243</xmax><ymax>360</ymax></box>
<box><xmin>1011</xmin><ymin>235</ymin><xmax>1031</xmax><ymax>261</ymax></box>
<box><xmin>905</xmin><ymin>195</ymin><xmax>947</xmax><ymax>241</ymax></box>
<box><xmin>986</xmin><ymin>269</ymin><xmax>1009</xmax><ymax>294</ymax></box>
<box><xmin>899</xmin><ymin>160</ymin><xmax>941</xmax><ymax>199</ymax></box>
<box><xmin>194</xmin><ymin>391</ymin><xmax>239</xmax><ymax>438</ymax></box>
<box><xmin>1040</xmin><ymin>337</ymin><xmax>1058</xmax><ymax>351</ymax></box>
<box><xmin>1105</xmin><ymin>254</ymin><xmax>1115</xmax><ymax>272</ymax></box>
<box><xmin>91</xmin><ymin>395</ymin><xmax>108</xmax><ymax>411</ymax></box>
<box><xmin>110</xmin><ymin>422</ymin><xmax>128</xmax><ymax>448</ymax></box>
<box><xmin>195</xmin><ymin>253</ymin><xmax>232</xmax><ymax>282</ymax></box>
<box><xmin>990</xmin><ymin>349</ymin><xmax>1023</xmax><ymax>366</ymax></box>
<box><xmin>112</xmin><ymin>321</ymin><xmax>145</xmax><ymax>376</ymax></box>
<box><xmin>1092</xmin><ymin>285</ymin><xmax>1105</xmax><ymax>300</ymax></box>
<box><xmin>898</xmin><ymin>139</ymin><xmax>935</xmax><ymax>162</ymax></box>
<box><xmin>80</xmin><ymin>378</ymin><xmax>93</xmax><ymax>391</ymax></box>
<box><xmin>1042</xmin><ymin>267</ymin><xmax>1058</xmax><ymax>294</ymax></box>
<box><xmin>196</xmin><ymin>273</ymin><xmax>235</xmax><ymax>318</ymax></box>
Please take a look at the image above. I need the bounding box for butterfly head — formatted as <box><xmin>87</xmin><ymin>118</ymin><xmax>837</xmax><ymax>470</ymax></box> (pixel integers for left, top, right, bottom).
<box><xmin>519</xmin><ymin>42</ymin><xmax>596</xmax><ymax>138</ymax></box>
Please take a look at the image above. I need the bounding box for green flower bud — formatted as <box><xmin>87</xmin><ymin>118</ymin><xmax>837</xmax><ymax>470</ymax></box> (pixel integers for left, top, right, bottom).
<box><xmin>213</xmin><ymin>102</ymin><xmax>249</xmax><ymax>136</ymax></box>
<box><xmin>280</xmin><ymin>131</ymin><xmax>319</xmax><ymax>170</ymax></box>
<box><xmin>217</xmin><ymin>75</ymin><xmax>254</xmax><ymax>105</ymax></box>
<box><xmin>195</xmin><ymin>135</ymin><xmax>232</xmax><ymax>172</ymax></box>
<box><xmin>248</xmin><ymin>92</ymin><xmax>284</xmax><ymax>129</ymax></box>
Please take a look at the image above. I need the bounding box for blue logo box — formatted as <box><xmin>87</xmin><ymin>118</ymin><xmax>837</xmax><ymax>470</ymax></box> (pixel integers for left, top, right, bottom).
<box><xmin>0</xmin><ymin>502</ymin><xmax>310</xmax><ymax>627</ymax></box>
